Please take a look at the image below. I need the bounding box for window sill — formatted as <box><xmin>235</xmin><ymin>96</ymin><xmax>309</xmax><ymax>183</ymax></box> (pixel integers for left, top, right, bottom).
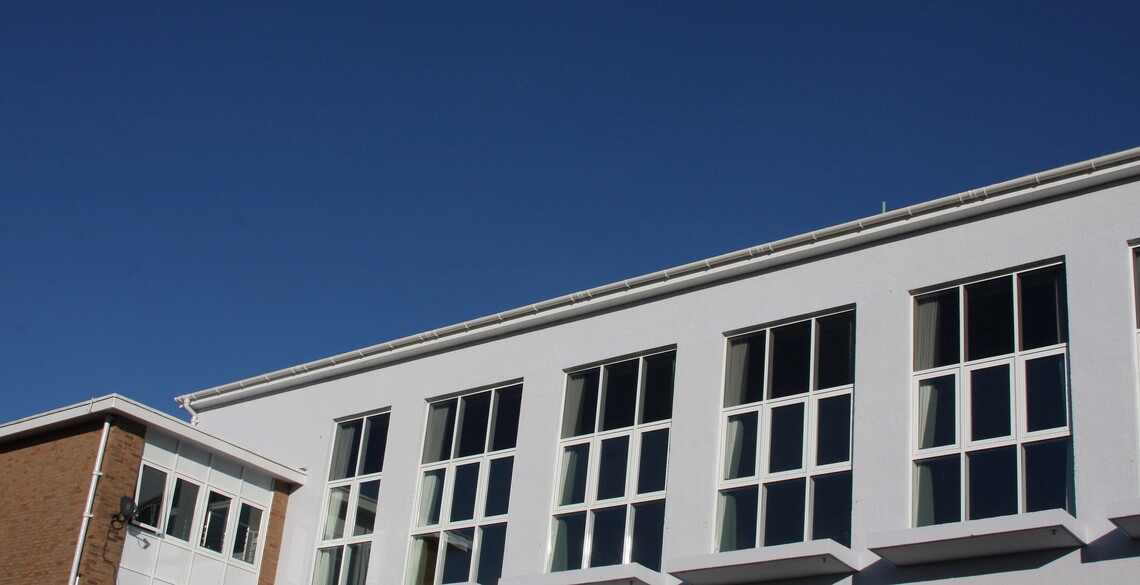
<box><xmin>498</xmin><ymin>563</ymin><xmax>676</xmax><ymax>585</ymax></box>
<box><xmin>1108</xmin><ymin>498</ymin><xmax>1140</xmax><ymax>539</ymax></box>
<box><xmin>866</xmin><ymin>509</ymin><xmax>1087</xmax><ymax>566</ymax></box>
<box><xmin>663</xmin><ymin>539</ymin><xmax>868</xmax><ymax>585</ymax></box>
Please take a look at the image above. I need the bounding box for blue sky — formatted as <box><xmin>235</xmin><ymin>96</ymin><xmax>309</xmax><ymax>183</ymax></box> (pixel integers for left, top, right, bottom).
<box><xmin>2</xmin><ymin>1</ymin><xmax>1138</xmax><ymax>422</ymax></box>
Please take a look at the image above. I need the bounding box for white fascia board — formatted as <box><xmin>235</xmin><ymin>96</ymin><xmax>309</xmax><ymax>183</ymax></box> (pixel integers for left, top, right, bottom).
<box><xmin>664</xmin><ymin>539</ymin><xmax>870</xmax><ymax>585</ymax></box>
<box><xmin>1107</xmin><ymin>498</ymin><xmax>1140</xmax><ymax>539</ymax></box>
<box><xmin>178</xmin><ymin>146</ymin><xmax>1140</xmax><ymax>412</ymax></box>
<box><xmin>866</xmin><ymin>509</ymin><xmax>1088</xmax><ymax>566</ymax></box>
<box><xmin>498</xmin><ymin>563</ymin><xmax>678</xmax><ymax>585</ymax></box>
<box><xmin>0</xmin><ymin>394</ymin><xmax>306</xmax><ymax>485</ymax></box>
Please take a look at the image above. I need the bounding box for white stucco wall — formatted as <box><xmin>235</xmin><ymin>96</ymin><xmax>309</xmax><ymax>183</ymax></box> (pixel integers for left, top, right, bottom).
<box><xmin>192</xmin><ymin>177</ymin><xmax>1140</xmax><ymax>585</ymax></box>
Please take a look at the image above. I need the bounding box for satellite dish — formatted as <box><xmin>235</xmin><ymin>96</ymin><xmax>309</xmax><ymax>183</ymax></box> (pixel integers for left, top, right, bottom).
<box><xmin>119</xmin><ymin>496</ymin><xmax>138</xmax><ymax>519</ymax></box>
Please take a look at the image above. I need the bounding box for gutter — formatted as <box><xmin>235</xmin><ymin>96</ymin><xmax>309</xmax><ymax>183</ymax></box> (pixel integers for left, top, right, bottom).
<box><xmin>177</xmin><ymin>145</ymin><xmax>1140</xmax><ymax>414</ymax></box>
<box><xmin>69</xmin><ymin>415</ymin><xmax>114</xmax><ymax>585</ymax></box>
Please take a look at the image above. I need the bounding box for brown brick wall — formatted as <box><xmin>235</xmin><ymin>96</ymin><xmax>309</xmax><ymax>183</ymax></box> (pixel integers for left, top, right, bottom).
<box><xmin>258</xmin><ymin>479</ymin><xmax>295</xmax><ymax>585</ymax></box>
<box><xmin>0</xmin><ymin>416</ymin><xmax>145</xmax><ymax>585</ymax></box>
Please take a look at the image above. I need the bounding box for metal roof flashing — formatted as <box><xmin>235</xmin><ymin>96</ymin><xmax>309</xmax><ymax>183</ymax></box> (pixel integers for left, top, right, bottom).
<box><xmin>178</xmin><ymin>147</ymin><xmax>1140</xmax><ymax>413</ymax></box>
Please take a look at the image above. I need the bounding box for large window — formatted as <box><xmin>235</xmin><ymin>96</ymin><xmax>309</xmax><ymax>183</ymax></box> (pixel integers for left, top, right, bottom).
<box><xmin>911</xmin><ymin>264</ymin><xmax>1072</xmax><ymax>527</ymax></box>
<box><xmin>314</xmin><ymin>412</ymin><xmax>390</xmax><ymax>585</ymax></box>
<box><xmin>408</xmin><ymin>384</ymin><xmax>522</xmax><ymax>585</ymax></box>
<box><xmin>716</xmin><ymin>310</ymin><xmax>855</xmax><ymax>552</ymax></box>
<box><xmin>551</xmin><ymin>350</ymin><xmax>675</xmax><ymax>573</ymax></box>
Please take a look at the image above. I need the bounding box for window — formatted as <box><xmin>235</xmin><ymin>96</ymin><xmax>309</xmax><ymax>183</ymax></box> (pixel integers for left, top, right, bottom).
<box><xmin>716</xmin><ymin>311</ymin><xmax>855</xmax><ymax>552</ymax></box>
<box><xmin>409</xmin><ymin>384</ymin><xmax>522</xmax><ymax>585</ymax></box>
<box><xmin>130</xmin><ymin>463</ymin><xmax>267</xmax><ymax>565</ymax></box>
<box><xmin>551</xmin><ymin>350</ymin><xmax>675</xmax><ymax>573</ymax></box>
<box><xmin>314</xmin><ymin>412</ymin><xmax>391</xmax><ymax>585</ymax></box>
<box><xmin>912</xmin><ymin>264</ymin><xmax>1071</xmax><ymax>527</ymax></box>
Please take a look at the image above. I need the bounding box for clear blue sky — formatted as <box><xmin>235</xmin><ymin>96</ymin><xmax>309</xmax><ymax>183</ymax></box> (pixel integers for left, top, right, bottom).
<box><xmin>2</xmin><ymin>1</ymin><xmax>1138</xmax><ymax>422</ymax></box>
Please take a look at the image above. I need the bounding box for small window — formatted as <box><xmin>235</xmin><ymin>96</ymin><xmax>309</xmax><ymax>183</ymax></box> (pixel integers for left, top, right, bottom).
<box><xmin>232</xmin><ymin>503</ymin><xmax>264</xmax><ymax>563</ymax></box>
<box><xmin>134</xmin><ymin>465</ymin><xmax>167</xmax><ymax>529</ymax></box>
<box><xmin>200</xmin><ymin>491</ymin><xmax>232</xmax><ymax>553</ymax></box>
<box><xmin>166</xmin><ymin>478</ymin><xmax>201</xmax><ymax>541</ymax></box>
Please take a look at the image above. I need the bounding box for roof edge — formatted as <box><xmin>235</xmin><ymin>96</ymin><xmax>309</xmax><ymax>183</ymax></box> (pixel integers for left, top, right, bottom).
<box><xmin>178</xmin><ymin>146</ymin><xmax>1140</xmax><ymax>412</ymax></box>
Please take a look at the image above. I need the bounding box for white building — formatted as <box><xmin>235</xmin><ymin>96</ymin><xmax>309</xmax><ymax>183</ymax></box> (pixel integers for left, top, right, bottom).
<box><xmin>41</xmin><ymin>147</ymin><xmax>1140</xmax><ymax>585</ymax></box>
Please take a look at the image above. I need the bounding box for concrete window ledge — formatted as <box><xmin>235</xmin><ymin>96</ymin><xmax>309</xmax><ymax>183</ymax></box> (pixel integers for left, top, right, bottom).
<box><xmin>1107</xmin><ymin>498</ymin><xmax>1140</xmax><ymax>539</ymax></box>
<box><xmin>498</xmin><ymin>563</ymin><xmax>677</xmax><ymax>585</ymax></box>
<box><xmin>866</xmin><ymin>509</ymin><xmax>1088</xmax><ymax>566</ymax></box>
<box><xmin>663</xmin><ymin>539</ymin><xmax>869</xmax><ymax>585</ymax></box>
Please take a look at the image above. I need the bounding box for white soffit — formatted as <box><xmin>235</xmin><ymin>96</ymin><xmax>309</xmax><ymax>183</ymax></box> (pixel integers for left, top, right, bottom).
<box><xmin>1107</xmin><ymin>498</ymin><xmax>1140</xmax><ymax>539</ymax></box>
<box><xmin>664</xmin><ymin>539</ymin><xmax>868</xmax><ymax>585</ymax></box>
<box><xmin>498</xmin><ymin>563</ymin><xmax>677</xmax><ymax>585</ymax></box>
<box><xmin>866</xmin><ymin>509</ymin><xmax>1087</xmax><ymax>566</ymax></box>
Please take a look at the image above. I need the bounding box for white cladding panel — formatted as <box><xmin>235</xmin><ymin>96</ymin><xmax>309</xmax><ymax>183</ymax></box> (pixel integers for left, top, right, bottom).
<box><xmin>194</xmin><ymin>180</ymin><xmax>1140</xmax><ymax>585</ymax></box>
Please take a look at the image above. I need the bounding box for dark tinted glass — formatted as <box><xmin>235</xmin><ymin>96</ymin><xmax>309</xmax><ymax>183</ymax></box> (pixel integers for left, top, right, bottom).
<box><xmin>1026</xmin><ymin>354</ymin><xmax>1067</xmax><ymax>431</ymax></box>
<box><xmin>816</xmin><ymin>395</ymin><xmax>851</xmax><ymax>465</ymax></box>
<box><xmin>719</xmin><ymin>486</ymin><xmax>758</xmax><ymax>552</ymax></box>
<box><xmin>1025</xmin><ymin>438</ymin><xmax>1072</xmax><ymax>513</ymax></box>
<box><xmin>485</xmin><ymin>457</ymin><xmax>513</xmax><ymax>517</ymax></box>
<box><xmin>914</xmin><ymin>289</ymin><xmax>960</xmax><ymax>369</ymax></box>
<box><xmin>641</xmin><ymin>353</ymin><xmax>675</xmax><ymax>423</ymax></box>
<box><xmin>726</xmin><ymin>333</ymin><xmax>766</xmax><ymax>406</ymax></box>
<box><xmin>562</xmin><ymin>370</ymin><xmax>599</xmax><ymax>437</ymax></box>
<box><xmin>764</xmin><ymin>478</ymin><xmax>806</xmax><ymax>546</ymax></box>
<box><xmin>915</xmin><ymin>455</ymin><xmax>960</xmax><ymax>526</ymax></box>
<box><xmin>1019</xmin><ymin>266</ymin><xmax>1067</xmax><ymax>350</ymax></box>
<box><xmin>166</xmin><ymin>478</ymin><xmax>200</xmax><ymax>540</ymax></box>
<box><xmin>136</xmin><ymin>465</ymin><xmax>167</xmax><ymax>528</ymax></box>
<box><xmin>918</xmin><ymin>374</ymin><xmax>956</xmax><ymax>449</ymax></box>
<box><xmin>590</xmin><ymin>507</ymin><xmax>627</xmax><ymax>567</ymax></box>
<box><xmin>344</xmin><ymin>543</ymin><xmax>370</xmax><ymax>585</ymax></box>
<box><xmin>491</xmin><ymin>385</ymin><xmax>522</xmax><ymax>451</ymax></box>
<box><xmin>200</xmin><ymin>491</ymin><xmax>231</xmax><ymax>552</ymax></box>
<box><xmin>601</xmin><ymin>360</ymin><xmax>639</xmax><ymax>430</ymax></box>
<box><xmin>966</xmin><ymin>276</ymin><xmax>1014</xmax><ymax>361</ymax></box>
<box><xmin>422</xmin><ymin>401</ymin><xmax>456</xmax><ymax>464</ymax></box>
<box><xmin>551</xmin><ymin>513</ymin><xmax>585</xmax><ymax>572</ymax></box>
<box><xmin>353</xmin><ymin>480</ymin><xmax>379</xmax><ymax>536</ymax></box>
<box><xmin>457</xmin><ymin>392</ymin><xmax>491</xmax><ymax>457</ymax></box>
<box><xmin>441</xmin><ymin>528</ymin><xmax>475</xmax><ymax>584</ymax></box>
<box><xmin>725</xmin><ymin>412</ymin><xmax>758</xmax><ymax>479</ymax></box>
<box><xmin>559</xmin><ymin>443</ymin><xmax>590</xmax><ymax>506</ymax></box>
<box><xmin>770</xmin><ymin>321</ymin><xmax>811</xmax><ymax>398</ymax></box>
<box><xmin>971</xmin><ymin>365</ymin><xmax>1011</xmax><ymax>440</ymax></box>
<box><xmin>769</xmin><ymin>403</ymin><xmax>805</xmax><ymax>473</ymax></box>
<box><xmin>631</xmin><ymin>500</ymin><xmax>666</xmax><ymax>571</ymax></box>
<box><xmin>812</xmin><ymin>472</ymin><xmax>852</xmax><ymax>546</ymax></box>
<box><xmin>449</xmin><ymin>463</ymin><xmax>479</xmax><ymax>522</ymax></box>
<box><xmin>637</xmin><ymin>429</ymin><xmax>669</xmax><ymax>494</ymax></box>
<box><xmin>597</xmin><ymin>436</ymin><xmax>630</xmax><ymax>500</ymax></box>
<box><xmin>359</xmin><ymin>414</ymin><xmax>389</xmax><ymax>475</ymax></box>
<box><xmin>477</xmin><ymin>523</ymin><xmax>507</xmax><ymax>585</ymax></box>
<box><xmin>330</xmin><ymin>419</ymin><xmax>363</xmax><ymax>480</ymax></box>
<box><xmin>968</xmin><ymin>446</ymin><xmax>1017</xmax><ymax>520</ymax></box>
<box><xmin>816</xmin><ymin>312</ymin><xmax>855</xmax><ymax>389</ymax></box>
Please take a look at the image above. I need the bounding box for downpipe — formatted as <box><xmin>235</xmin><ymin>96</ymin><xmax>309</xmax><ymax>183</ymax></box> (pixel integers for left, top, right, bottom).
<box><xmin>68</xmin><ymin>415</ymin><xmax>114</xmax><ymax>585</ymax></box>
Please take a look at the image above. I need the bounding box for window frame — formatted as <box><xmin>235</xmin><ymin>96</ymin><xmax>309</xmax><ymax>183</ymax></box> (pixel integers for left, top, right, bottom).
<box><xmin>715</xmin><ymin>309</ymin><xmax>856</xmax><ymax>552</ymax></box>
<box><xmin>910</xmin><ymin>262</ymin><xmax>1073</xmax><ymax>527</ymax></box>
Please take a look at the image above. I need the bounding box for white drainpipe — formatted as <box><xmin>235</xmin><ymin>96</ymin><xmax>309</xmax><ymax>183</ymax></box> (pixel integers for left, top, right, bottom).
<box><xmin>69</xmin><ymin>415</ymin><xmax>114</xmax><ymax>585</ymax></box>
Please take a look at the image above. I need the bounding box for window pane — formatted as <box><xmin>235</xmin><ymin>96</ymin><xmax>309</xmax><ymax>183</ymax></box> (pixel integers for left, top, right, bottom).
<box><xmin>816</xmin><ymin>394</ymin><xmax>851</xmax><ymax>465</ymax></box>
<box><xmin>725</xmin><ymin>332</ymin><xmax>766</xmax><ymax>406</ymax></box>
<box><xmin>601</xmin><ymin>360</ymin><xmax>639</xmax><ymax>430</ymax></box>
<box><xmin>313</xmin><ymin>547</ymin><xmax>344</xmax><ymax>585</ymax></box>
<box><xmin>769</xmin><ymin>321</ymin><xmax>811</xmax><ymax>398</ymax></box>
<box><xmin>477</xmin><ymin>524</ymin><xmax>507</xmax><ymax>585</ymax></box>
<box><xmin>966</xmin><ymin>276</ymin><xmax>1014</xmax><ymax>361</ymax></box>
<box><xmin>1026</xmin><ymin>354</ymin><xmax>1068</xmax><ymax>431</ymax></box>
<box><xmin>442</xmin><ymin>528</ymin><xmax>475</xmax><ymax>584</ymax></box>
<box><xmin>1025</xmin><ymin>438</ymin><xmax>1072</xmax><ymax>513</ymax></box>
<box><xmin>551</xmin><ymin>513</ymin><xmax>585</xmax><ymax>572</ymax></box>
<box><xmin>322</xmin><ymin>486</ymin><xmax>350</xmax><ymax>540</ymax></box>
<box><xmin>971</xmin><ymin>365</ymin><xmax>1012</xmax><ymax>441</ymax></box>
<box><xmin>631</xmin><ymin>500</ymin><xmax>666</xmax><ymax>571</ymax></box>
<box><xmin>359</xmin><ymin>413</ymin><xmax>389</xmax><ymax>476</ymax></box>
<box><xmin>914</xmin><ymin>289</ymin><xmax>960</xmax><ymax>369</ymax></box>
<box><xmin>915</xmin><ymin>455</ymin><xmax>960</xmax><ymax>526</ymax></box>
<box><xmin>485</xmin><ymin>457</ymin><xmax>513</xmax><ymax>517</ymax></box>
<box><xmin>763</xmin><ymin>478</ymin><xmax>806</xmax><ymax>546</ymax></box>
<box><xmin>418</xmin><ymin>469</ymin><xmax>445</xmax><ymax>526</ymax></box>
<box><xmin>1019</xmin><ymin>266</ymin><xmax>1067</xmax><ymax>350</ymax></box>
<box><xmin>812</xmin><ymin>472</ymin><xmax>852</xmax><ymax>546</ymax></box>
<box><xmin>816</xmin><ymin>312</ymin><xmax>855</xmax><ymax>389</ymax></box>
<box><xmin>329</xmin><ymin>419</ymin><xmax>363</xmax><ymax>481</ymax></box>
<box><xmin>769</xmin><ymin>403</ymin><xmax>805</xmax><ymax>473</ymax></box>
<box><xmin>1135</xmin><ymin>249</ymin><xmax>1140</xmax><ymax>329</ymax></box>
<box><xmin>423</xmin><ymin>400</ymin><xmax>457</xmax><ymax>464</ymax></box>
<box><xmin>491</xmin><ymin>385</ymin><xmax>522</xmax><ymax>451</ymax></box>
<box><xmin>724</xmin><ymin>412</ymin><xmax>758</xmax><ymax>479</ymax></box>
<box><xmin>200</xmin><ymin>491</ymin><xmax>231</xmax><ymax>553</ymax></box>
<box><xmin>457</xmin><ymin>392</ymin><xmax>492</xmax><ymax>458</ymax></box>
<box><xmin>409</xmin><ymin>534</ymin><xmax>440</xmax><ymax>585</ymax></box>
<box><xmin>637</xmin><ymin>429</ymin><xmax>669</xmax><ymax>494</ymax></box>
<box><xmin>590</xmin><ymin>506</ymin><xmax>627</xmax><ymax>567</ymax></box>
<box><xmin>718</xmin><ymin>486</ymin><xmax>758</xmax><ymax>552</ymax></box>
<box><xmin>353</xmin><ymin>480</ymin><xmax>380</xmax><ymax>536</ymax></box>
<box><xmin>232</xmin><ymin>503</ymin><xmax>263</xmax><ymax>563</ymax></box>
<box><xmin>562</xmin><ymin>370</ymin><xmax>599</xmax><ymax>438</ymax></box>
<box><xmin>918</xmin><ymin>375</ymin><xmax>956</xmax><ymax>449</ymax></box>
<box><xmin>968</xmin><ymin>446</ymin><xmax>1017</xmax><ymax>520</ymax></box>
<box><xmin>597</xmin><ymin>436</ymin><xmax>630</xmax><ymax>500</ymax></box>
<box><xmin>165</xmin><ymin>478</ymin><xmax>200</xmax><ymax>541</ymax></box>
<box><xmin>344</xmin><ymin>543</ymin><xmax>371</xmax><ymax>585</ymax></box>
<box><xmin>558</xmin><ymin>443</ymin><xmax>590</xmax><ymax>506</ymax></box>
<box><xmin>135</xmin><ymin>465</ymin><xmax>167</xmax><ymax>528</ymax></box>
<box><xmin>641</xmin><ymin>352</ymin><xmax>675</xmax><ymax>423</ymax></box>
<box><xmin>450</xmin><ymin>463</ymin><xmax>480</xmax><ymax>522</ymax></box>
